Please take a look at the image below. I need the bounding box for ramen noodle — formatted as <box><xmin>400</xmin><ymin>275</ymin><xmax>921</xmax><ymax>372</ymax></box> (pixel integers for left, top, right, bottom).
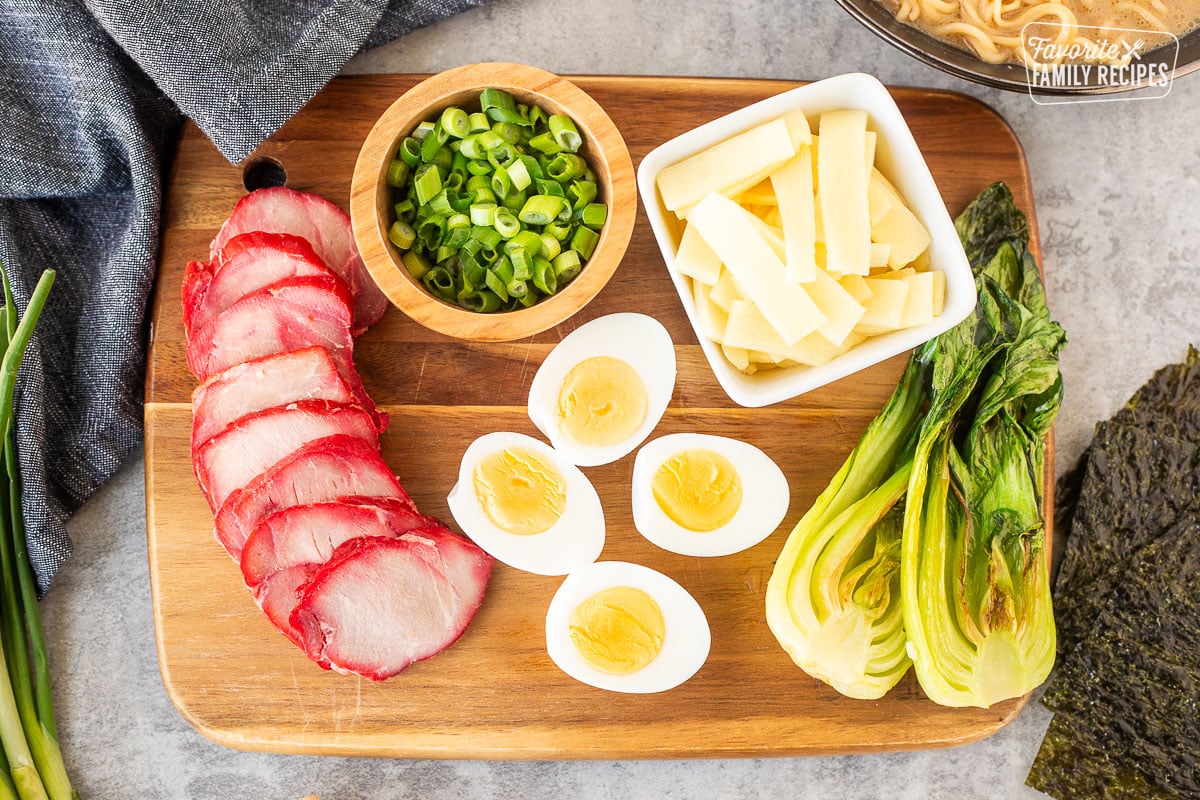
<box><xmin>882</xmin><ymin>0</ymin><xmax>1198</xmax><ymax>66</ymax></box>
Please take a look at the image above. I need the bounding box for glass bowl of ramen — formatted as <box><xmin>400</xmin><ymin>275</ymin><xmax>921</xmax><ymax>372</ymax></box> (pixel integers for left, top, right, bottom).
<box><xmin>835</xmin><ymin>0</ymin><xmax>1200</xmax><ymax>94</ymax></box>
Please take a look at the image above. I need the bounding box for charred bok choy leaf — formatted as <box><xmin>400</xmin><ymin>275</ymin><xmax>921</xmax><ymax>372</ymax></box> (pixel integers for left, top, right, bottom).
<box><xmin>766</xmin><ymin>183</ymin><xmax>1065</xmax><ymax>707</ymax></box>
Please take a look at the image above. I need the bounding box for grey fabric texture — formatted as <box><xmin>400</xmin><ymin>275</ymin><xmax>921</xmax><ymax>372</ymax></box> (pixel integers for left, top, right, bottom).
<box><xmin>0</xmin><ymin>0</ymin><xmax>489</xmax><ymax>592</ymax></box>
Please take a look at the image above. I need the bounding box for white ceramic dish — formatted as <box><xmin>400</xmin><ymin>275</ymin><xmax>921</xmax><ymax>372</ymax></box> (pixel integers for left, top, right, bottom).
<box><xmin>636</xmin><ymin>72</ymin><xmax>976</xmax><ymax>407</ymax></box>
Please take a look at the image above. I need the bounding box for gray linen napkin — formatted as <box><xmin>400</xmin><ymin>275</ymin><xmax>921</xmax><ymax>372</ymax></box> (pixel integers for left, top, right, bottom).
<box><xmin>0</xmin><ymin>0</ymin><xmax>489</xmax><ymax>591</ymax></box>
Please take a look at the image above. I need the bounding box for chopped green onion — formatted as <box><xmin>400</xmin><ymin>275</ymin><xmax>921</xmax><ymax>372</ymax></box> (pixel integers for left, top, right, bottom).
<box><xmin>484</xmin><ymin>269</ymin><xmax>509</xmax><ymax>301</ymax></box>
<box><xmin>476</xmin><ymin>130</ymin><xmax>504</xmax><ymax>151</ymax></box>
<box><xmin>549</xmin><ymin>114</ymin><xmax>582</xmax><ymax>152</ymax></box>
<box><xmin>465</xmin><ymin>159</ymin><xmax>491</xmax><ymax>177</ymax></box>
<box><xmin>388</xmin><ymin>220</ymin><xmax>416</xmax><ymax>250</ymax></box>
<box><xmin>581</xmin><ymin>202</ymin><xmax>608</xmax><ymax>229</ymax></box>
<box><xmin>492</xmin><ymin>121</ymin><xmax>522</xmax><ymax>145</ymax></box>
<box><xmin>428</xmin><ymin>189</ymin><xmax>455</xmax><ymax>217</ymax></box>
<box><xmin>393</xmin><ymin>198</ymin><xmax>415</xmax><ymax>221</ymax></box>
<box><xmin>569</xmin><ymin>179</ymin><xmax>597</xmax><ymax>210</ymax></box>
<box><xmin>539</xmin><ymin>233</ymin><xmax>562</xmax><ymax>261</ymax></box>
<box><xmin>413</xmin><ymin>120</ymin><xmax>436</xmax><ymax>140</ymax></box>
<box><xmin>386</xmin><ymin>159</ymin><xmax>410</xmax><ymax>188</ymax></box>
<box><xmin>507</xmin><ymin>278</ymin><xmax>529</xmax><ymax>298</ymax></box>
<box><xmin>570</xmin><ymin>225</ymin><xmax>600</xmax><ymax>260</ymax></box>
<box><xmin>535</xmin><ymin>178</ymin><xmax>565</xmax><ymax>198</ymax></box>
<box><xmin>469</xmin><ymin>202</ymin><xmax>497</xmax><ymax>227</ymax></box>
<box><xmin>532</xmin><ymin>257</ymin><xmax>557</xmax><ymax>295</ymax></box>
<box><xmin>493</xmin><ymin>207</ymin><xmax>520</xmax><ymax>238</ymax></box>
<box><xmin>519</xmin><ymin>195</ymin><xmax>565</xmax><ymax>226</ymax></box>
<box><xmin>504</xmin><ymin>230</ymin><xmax>542</xmax><ymax>256</ymax></box>
<box><xmin>440</xmin><ymin>106</ymin><xmax>470</xmax><ymax>138</ymax></box>
<box><xmin>471</xmin><ymin>225</ymin><xmax>503</xmax><ymax>249</ymax></box>
<box><xmin>487</xmin><ymin>144</ymin><xmax>516</xmax><ymax>170</ymax></box>
<box><xmin>459</xmin><ymin>134</ymin><xmax>487</xmax><ymax>160</ymax></box>
<box><xmin>506</xmin><ymin>159</ymin><xmax>532</xmax><ymax>192</ymax></box>
<box><xmin>480</xmin><ymin>88</ymin><xmax>524</xmax><ymax>124</ymax></box>
<box><xmin>399</xmin><ymin>137</ymin><xmax>422</xmax><ymax>167</ymax></box>
<box><xmin>444</xmin><ymin>225</ymin><xmax>472</xmax><ymax>251</ymax></box>
<box><xmin>528</xmin><ymin>131</ymin><xmax>563</xmax><ymax>155</ymax></box>
<box><xmin>443</xmin><ymin>171</ymin><xmax>464</xmax><ymax>193</ymax></box>
<box><xmin>500</xmin><ymin>189</ymin><xmax>527</xmax><ymax>213</ymax></box>
<box><xmin>403</xmin><ymin>250</ymin><xmax>431</xmax><ymax>280</ymax></box>
<box><xmin>544</xmin><ymin>221</ymin><xmax>572</xmax><ymax>242</ymax></box>
<box><xmin>490</xmin><ymin>165</ymin><xmax>512</xmax><ymax>200</ymax></box>
<box><xmin>547</xmin><ymin>153</ymin><xmax>587</xmax><ymax>182</ymax></box>
<box><xmin>417</xmin><ymin>215</ymin><xmax>446</xmax><ymax>249</ymax></box>
<box><xmin>553</xmin><ymin>249</ymin><xmax>583</xmax><ymax>283</ymax></box>
<box><xmin>413</xmin><ymin>164</ymin><xmax>443</xmax><ymax>206</ymax></box>
<box><xmin>517</xmin><ymin>154</ymin><xmax>543</xmax><ymax>181</ymax></box>
<box><xmin>385</xmin><ymin>89</ymin><xmax>607</xmax><ymax>313</ymax></box>
<box><xmin>459</xmin><ymin>288</ymin><xmax>503</xmax><ymax>312</ymax></box>
<box><xmin>429</xmin><ymin>146</ymin><xmax>453</xmax><ymax>175</ymax></box>
<box><xmin>420</xmin><ymin>120</ymin><xmax>444</xmax><ymax>162</ymax></box>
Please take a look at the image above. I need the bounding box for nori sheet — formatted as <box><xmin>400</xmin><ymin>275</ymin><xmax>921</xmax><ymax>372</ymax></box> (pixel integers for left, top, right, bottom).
<box><xmin>1028</xmin><ymin>347</ymin><xmax>1200</xmax><ymax>799</ymax></box>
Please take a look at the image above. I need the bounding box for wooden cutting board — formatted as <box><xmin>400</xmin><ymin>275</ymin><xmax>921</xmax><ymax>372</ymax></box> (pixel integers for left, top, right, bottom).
<box><xmin>145</xmin><ymin>74</ymin><xmax>1047</xmax><ymax>758</ymax></box>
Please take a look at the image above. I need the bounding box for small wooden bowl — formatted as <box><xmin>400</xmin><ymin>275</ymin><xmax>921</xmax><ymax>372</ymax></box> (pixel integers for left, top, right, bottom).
<box><xmin>350</xmin><ymin>62</ymin><xmax>636</xmax><ymax>341</ymax></box>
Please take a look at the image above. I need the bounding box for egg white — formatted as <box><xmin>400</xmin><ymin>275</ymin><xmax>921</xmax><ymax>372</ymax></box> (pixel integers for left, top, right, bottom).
<box><xmin>631</xmin><ymin>433</ymin><xmax>790</xmax><ymax>557</ymax></box>
<box><xmin>544</xmin><ymin>561</ymin><xmax>710</xmax><ymax>694</ymax></box>
<box><xmin>527</xmin><ymin>313</ymin><xmax>676</xmax><ymax>467</ymax></box>
<box><xmin>446</xmin><ymin>431</ymin><xmax>605</xmax><ymax>576</ymax></box>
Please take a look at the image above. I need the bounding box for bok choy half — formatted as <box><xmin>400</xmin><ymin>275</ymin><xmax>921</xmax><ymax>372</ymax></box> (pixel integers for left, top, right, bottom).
<box><xmin>766</xmin><ymin>183</ymin><xmax>1066</xmax><ymax>708</ymax></box>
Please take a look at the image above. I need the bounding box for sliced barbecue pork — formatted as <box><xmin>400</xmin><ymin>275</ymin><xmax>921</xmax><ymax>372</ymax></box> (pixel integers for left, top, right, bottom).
<box><xmin>241</xmin><ymin>497</ymin><xmax>433</xmax><ymax>590</ymax></box>
<box><xmin>210</xmin><ymin>187</ymin><xmax>387</xmax><ymax>334</ymax></box>
<box><xmin>191</xmin><ymin>347</ymin><xmax>381</xmax><ymax>448</ymax></box>
<box><xmin>213</xmin><ymin>434</ymin><xmax>414</xmax><ymax>560</ymax></box>
<box><xmin>183</xmin><ymin>232</ymin><xmax>338</xmax><ymax>337</ymax></box>
<box><xmin>290</xmin><ymin>529</ymin><xmax>494</xmax><ymax>679</ymax></box>
<box><xmin>185</xmin><ymin>274</ymin><xmax>354</xmax><ymax>382</ymax></box>
<box><xmin>192</xmin><ymin>400</ymin><xmax>378</xmax><ymax>512</ymax></box>
<box><xmin>241</xmin><ymin>498</ymin><xmax>438</xmax><ymax>645</ymax></box>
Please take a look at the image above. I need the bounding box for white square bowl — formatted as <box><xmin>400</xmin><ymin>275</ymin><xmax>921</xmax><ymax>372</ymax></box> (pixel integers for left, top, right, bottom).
<box><xmin>636</xmin><ymin>72</ymin><xmax>977</xmax><ymax>407</ymax></box>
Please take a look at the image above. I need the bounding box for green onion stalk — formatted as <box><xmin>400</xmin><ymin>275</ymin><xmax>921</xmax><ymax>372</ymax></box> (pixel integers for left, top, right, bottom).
<box><xmin>0</xmin><ymin>265</ymin><xmax>76</xmax><ymax>799</ymax></box>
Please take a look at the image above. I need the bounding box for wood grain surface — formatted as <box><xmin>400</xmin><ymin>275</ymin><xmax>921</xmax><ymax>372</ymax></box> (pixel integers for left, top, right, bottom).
<box><xmin>146</xmin><ymin>74</ymin><xmax>1046</xmax><ymax>759</ymax></box>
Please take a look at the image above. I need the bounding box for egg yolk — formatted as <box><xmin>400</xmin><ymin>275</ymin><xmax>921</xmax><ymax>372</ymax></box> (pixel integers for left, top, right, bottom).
<box><xmin>472</xmin><ymin>447</ymin><xmax>567</xmax><ymax>535</ymax></box>
<box><xmin>569</xmin><ymin>586</ymin><xmax>666</xmax><ymax>675</ymax></box>
<box><xmin>556</xmin><ymin>356</ymin><xmax>647</xmax><ymax>448</ymax></box>
<box><xmin>651</xmin><ymin>449</ymin><xmax>743</xmax><ymax>532</ymax></box>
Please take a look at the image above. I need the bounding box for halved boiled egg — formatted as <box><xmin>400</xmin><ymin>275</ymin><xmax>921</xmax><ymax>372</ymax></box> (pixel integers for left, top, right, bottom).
<box><xmin>631</xmin><ymin>433</ymin><xmax>790</xmax><ymax>557</ymax></box>
<box><xmin>447</xmin><ymin>432</ymin><xmax>604</xmax><ymax>575</ymax></box>
<box><xmin>528</xmin><ymin>313</ymin><xmax>676</xmax><ymax>467</ymax></box>
<box><xmin>545</xmin><ymin>561</ymin><xmax>710</xmax><ymax>693</ymax></box>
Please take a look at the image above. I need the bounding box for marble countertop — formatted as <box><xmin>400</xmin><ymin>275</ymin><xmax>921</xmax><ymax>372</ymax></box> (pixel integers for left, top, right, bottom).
<box><xmin>44</xmin><ymin>0</ymin><xmax>1199</xmax><ymax>797</ymax></box>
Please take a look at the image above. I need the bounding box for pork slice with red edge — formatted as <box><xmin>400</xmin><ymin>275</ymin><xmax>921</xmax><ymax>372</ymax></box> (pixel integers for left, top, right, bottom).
<box><xmin>182</xmin><ymin>231</ymin><xmax>339</xmax><ymax>337</ymax></box>
<box><xmin>241</xmin><ymin>497</ymin><xmax>438</xmax><ymax>645</ymax></box>
<box><xmin>191</xmin><ymin>347</ymin><xmax>383</xmax><ymax>448</ymax></box>
<box><xmin>210</xmin><ymin>187</ymin><xmax>388</xmax><ymax>334</ymax></box>
<box><xmin>192</xmin><ymin>400</ymin><xmax>378</xmax><ymax>512</ymax></box>
<box><xmin>213</xmin><ymin>434</ymin><xmax>414</xmax><ymax>560</ymax></box>
<box><xmin>290</xmin><ymin>527</ymin><xmax>494</xmax><ymax>679</ymax></box>
<box><xmin>185</xmin><ymin>274</ymin><xmax>354</xmax><ymax>382</ymax></box>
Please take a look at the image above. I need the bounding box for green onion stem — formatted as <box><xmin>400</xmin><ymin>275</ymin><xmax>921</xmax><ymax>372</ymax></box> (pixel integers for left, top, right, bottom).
<box><xmin>0</xmin><ymin>268</ymin><xmax>67</xmax><ymax>799</ymax></box>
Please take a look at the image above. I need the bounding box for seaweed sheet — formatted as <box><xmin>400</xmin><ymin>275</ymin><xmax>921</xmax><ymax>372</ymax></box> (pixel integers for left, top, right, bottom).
<box><xmin>1028</xmin><ymin>348</ymin><xmax>1200</xmax><ymax>799</ymax></box>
